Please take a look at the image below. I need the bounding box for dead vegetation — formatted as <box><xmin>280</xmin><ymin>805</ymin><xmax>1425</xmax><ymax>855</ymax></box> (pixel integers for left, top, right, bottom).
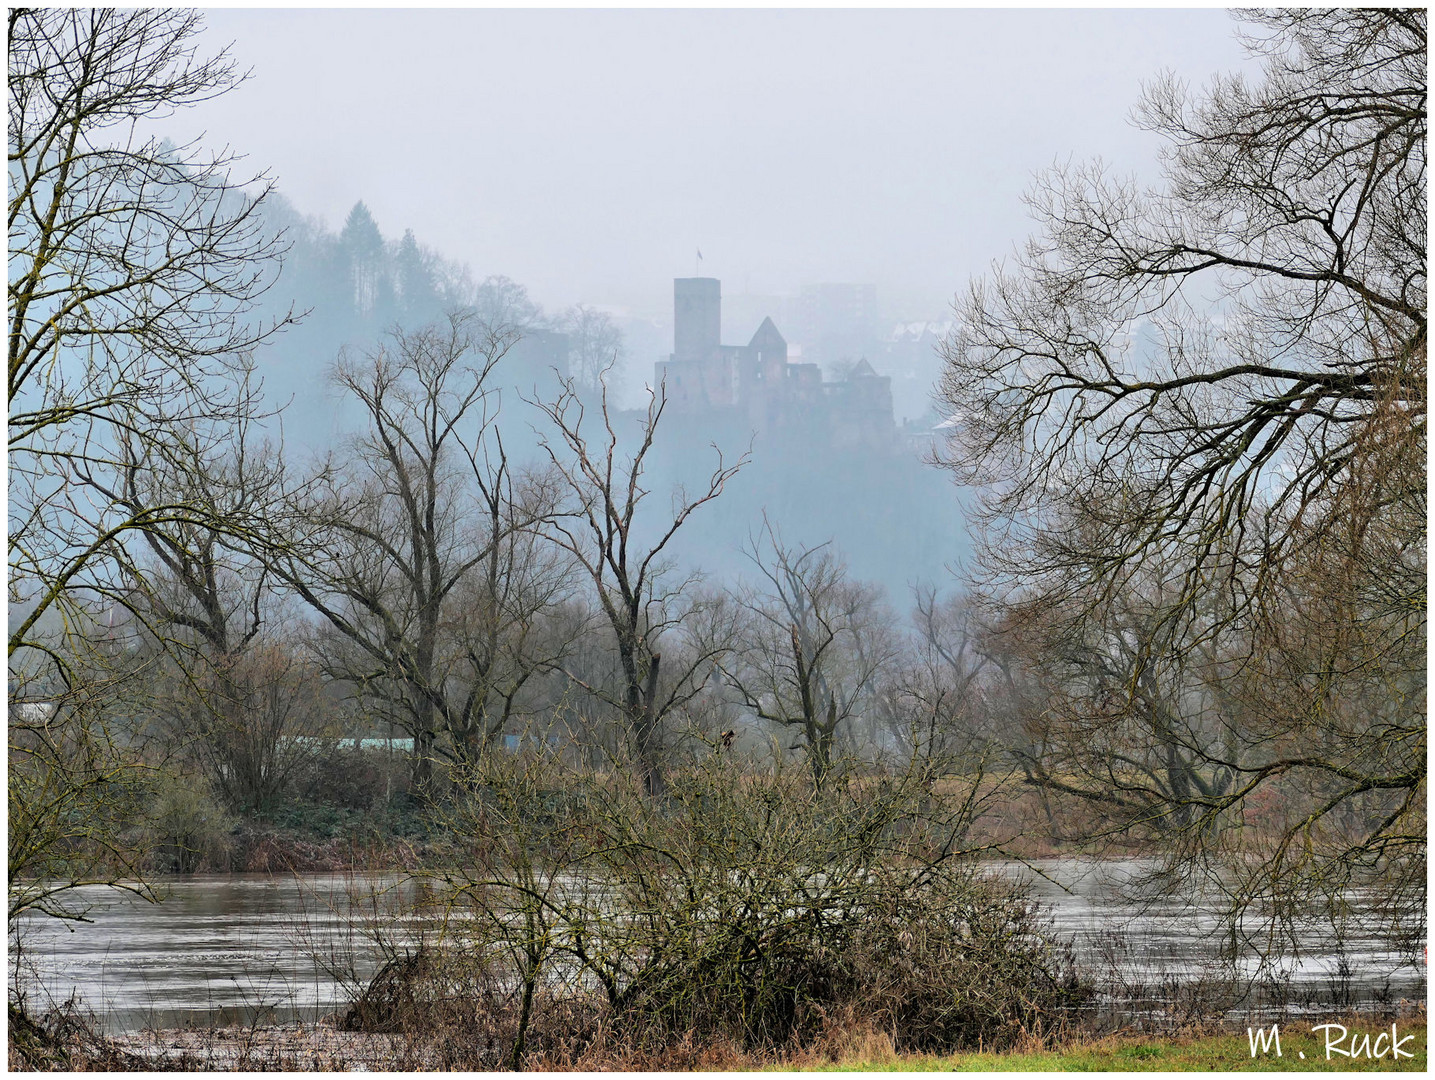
<box><xmin>307</xmin><ymin>749</ymin><xmax>1090</xmax><ymax>1069</ymax></box>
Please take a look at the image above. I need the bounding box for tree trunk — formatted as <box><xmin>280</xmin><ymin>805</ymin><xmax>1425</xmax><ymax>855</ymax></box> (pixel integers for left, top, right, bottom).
<box><xmin>634</xmin><ymin>652</ymin><xmax>666</xmax><ymax>798</ymax></box>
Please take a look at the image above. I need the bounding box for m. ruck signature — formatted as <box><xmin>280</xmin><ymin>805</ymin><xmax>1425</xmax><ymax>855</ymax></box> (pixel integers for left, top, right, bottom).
<box><xmin>1248</xmin><ymin>1023</ymin><xmax>1417</xmax><ymax>1061</ymax></box>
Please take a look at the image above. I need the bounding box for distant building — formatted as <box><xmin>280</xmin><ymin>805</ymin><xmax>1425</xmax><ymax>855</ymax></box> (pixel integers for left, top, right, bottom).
<box><xmin>655</xmin><ymin>277</ymin><xmax>894</xmax><ymax>447</ymax></box>
<box><xmin>823</xmin><ymin>358</ymin><xmax>896</xmax><ymax>450</ymax></box>
<box><xmin>877</xmin><ymin>318</ymin><xmax>952</xmax><ymax>425</ymax></box>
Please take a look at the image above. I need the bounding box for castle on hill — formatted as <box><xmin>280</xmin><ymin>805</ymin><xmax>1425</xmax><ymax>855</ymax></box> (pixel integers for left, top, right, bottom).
<box><xmin>655</xmin><ymin>278</ymin><xmax>895</xmax><ymax>449</ymax></box>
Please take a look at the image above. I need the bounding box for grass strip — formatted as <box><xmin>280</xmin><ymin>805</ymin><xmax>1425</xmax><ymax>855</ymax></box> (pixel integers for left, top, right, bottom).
<box><xmin>797</xmin><ymin>1019</ymin><xmax>1427</xmax><ymax>1072</ymax></box>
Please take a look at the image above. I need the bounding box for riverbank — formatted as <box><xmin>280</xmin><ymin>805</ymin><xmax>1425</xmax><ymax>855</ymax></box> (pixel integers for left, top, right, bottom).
<box><xmin>148</xmin><ymin>771</ymin><xmax>1136</xmax><ymax>875</ymax></box>
<box><xmin>12</xmin><ymin>1014</ymin><xmax>1426</xmax><ymax>1071</ymax></box>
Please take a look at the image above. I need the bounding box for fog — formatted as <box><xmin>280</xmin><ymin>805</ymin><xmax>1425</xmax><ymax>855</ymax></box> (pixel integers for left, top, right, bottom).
<box><xmin>14</xmin><ymin>13</ymin><xmax>1421</xmax><ymax>1048</ymax></box>
<box><xmin>142</xmin><ymin>7</ymin><xmax>1261</xmax><ymax>596</ymax></box>
<box><xmin>179</xmin><ymin>8</ymin><xmax>1255</xmax><ymax>319</ymax></box>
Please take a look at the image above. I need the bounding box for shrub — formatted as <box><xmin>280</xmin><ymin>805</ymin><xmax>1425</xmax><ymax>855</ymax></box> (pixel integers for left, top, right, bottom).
<box><xmin>422</xmin><ymin>750</ymin><xmax>1086</xmax><ymax>1064</ymax></box>
<box><xmin>293</xmin><ymin>744</ymin><xmax>409</xmax><ymax>811</ymax></box>
<box><xmin>145</xmin><ymin>772</ymin><xmax>234</xmax><ymax>874</ymax></box>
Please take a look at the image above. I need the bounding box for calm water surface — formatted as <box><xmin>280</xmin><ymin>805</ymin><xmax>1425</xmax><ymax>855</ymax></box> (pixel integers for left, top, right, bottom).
<box><xmin>1007</xmin><ymin>859</ymin><xmax>1423</xmax><ymax>1015</ymax></box>
<box><xmin>10</xmin><ymin>861</ymin><xmax>1424</xmax><ymax>1032</ymax></box>
<box><xmin>11</xmin><ymin>873</ymin><xmax>418</xmax><ymax>1032</ymax></box>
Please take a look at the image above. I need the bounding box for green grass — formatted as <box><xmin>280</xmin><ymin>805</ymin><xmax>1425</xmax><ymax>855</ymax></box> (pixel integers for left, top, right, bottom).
<box><xmin>801</xmin><ymin>1020</ymin><xmax>1427</xmax><ymax>1072</ymax></box>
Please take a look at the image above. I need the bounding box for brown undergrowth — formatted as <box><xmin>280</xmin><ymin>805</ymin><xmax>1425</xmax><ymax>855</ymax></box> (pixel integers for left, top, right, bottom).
<box><xmin>19</xmin><ymin>1003</ymin><xmax>1424</xmax><ymax>1071</ymax></box>
<box><xmin>6</xmin><ymin>997</ymin><xmax>1059</xmax><ymax>1071</ymax></box>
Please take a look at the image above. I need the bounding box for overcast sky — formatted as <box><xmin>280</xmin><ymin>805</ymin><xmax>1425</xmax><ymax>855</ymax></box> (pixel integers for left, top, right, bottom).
<box><xmin>180</xmin><ymin>7</ymin><xmax>1259</xmax><ymax>321</ymax></box>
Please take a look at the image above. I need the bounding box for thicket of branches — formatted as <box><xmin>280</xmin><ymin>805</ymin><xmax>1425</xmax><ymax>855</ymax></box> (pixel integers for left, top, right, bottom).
<box><xmin>936</xmin><ymin>7</ymin><xmax>1425</xmax><ymax>958</ymax></box>
<box><xmin>8</xmin><ymin>7</ymin><xmax>291</xmax><ymax>921</ymax></box>
<box><xmin>330</xmin><ymin>749</ymin><xmax>1082</xmax><ymax>1067</ymax></box>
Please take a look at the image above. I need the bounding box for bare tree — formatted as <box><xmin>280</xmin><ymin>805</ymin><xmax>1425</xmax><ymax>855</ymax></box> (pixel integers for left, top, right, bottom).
<box><xmin>7</xmin><ymin>8</ymin><xmax>291</xmax><ymax>929</ymax></box>
<box><xmin>986</xmin><ymin>542</ymin><xmax>1240</xmax><ymax>837</ymax></box>
<box><xmin>437</xmin><ymin>512</ymin><xmax>576</xmax><ymax>769</ymax></box>
<box><xmin>980</xmin><ymin>494</ymin><xmax>1425</xmax><ymax>960</ymax></box>
<box><xmin>938</xmin><ymin>8</ymin><xmax>1424</xmax><ymax>635</ymax></box>
<box><xmin>474</xmin><ymin>275</ymin><xmax>544</xmax><ymax>332</ymax></box>
<box><xmin>874</xmin><ymin>588</ymin><xmax>991</xmax><ymax>764</ymax></box>
<box><xmin>8</xmin><ymin>8</ymin><xmax>291</xmax><ymax>683</ymax></box>
<box><xmin>99</xmin><ymin>403</ymin><xmax>332</xmax><ymax>813</ymax></box>
<box><xmin>8</xmin><ymin>690</ymin><xmax>156</xmax><ymax>925</ymax></box>
<box><xmin>138</xmin><ymin>632</ymin><xmax>330</xmax><ymax>813</ymax></box>
<box><xmin>936</xmin><ymin>8</ymin><xmax>1425</xmax><ymax>951</ymax></box>
<box><xmin>277</xmin><ymin>312</ymin><xmax>566</xmax><ymax>792</ymax></box>
<box><xmin>557</xmin><ymin>304</ymin><xmax>625</xmax><ymax>394</ymax></box>
<box><xmin>722</xmin><ymin>524</ymin><xmax>895</xmax><ymax>788</ymax></box>
<box><xmin>533</xmin><ymin>377</ymin><xmax>747</xmax><ymax>797</ymax></box>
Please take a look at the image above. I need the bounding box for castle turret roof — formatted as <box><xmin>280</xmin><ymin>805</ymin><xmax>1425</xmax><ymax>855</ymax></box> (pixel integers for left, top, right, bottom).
<box><xmin>748</xmin><ymin>316</ymin><xmax>787</xmax><ymax>351</ymax></box>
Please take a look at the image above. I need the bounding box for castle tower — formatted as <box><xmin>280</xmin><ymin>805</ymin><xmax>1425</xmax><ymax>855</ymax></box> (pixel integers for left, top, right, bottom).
<box><xmin>674</xmin><ymin>277</ymin><xmax>721</xmax><ymax>363</ymax></box>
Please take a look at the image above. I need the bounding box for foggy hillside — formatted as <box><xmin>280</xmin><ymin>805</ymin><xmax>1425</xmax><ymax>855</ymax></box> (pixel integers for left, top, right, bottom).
<box><xmin>248</xmin><ymin>197</ymin><xmax>969</xmax><ymax>598</ymax></box>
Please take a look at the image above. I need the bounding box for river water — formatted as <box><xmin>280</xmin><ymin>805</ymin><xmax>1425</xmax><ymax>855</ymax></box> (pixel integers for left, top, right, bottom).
<box><xmin>9</xmin><ymin>861</ymin><xmax>1424</xmax><ymax>1032</ymax></box>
